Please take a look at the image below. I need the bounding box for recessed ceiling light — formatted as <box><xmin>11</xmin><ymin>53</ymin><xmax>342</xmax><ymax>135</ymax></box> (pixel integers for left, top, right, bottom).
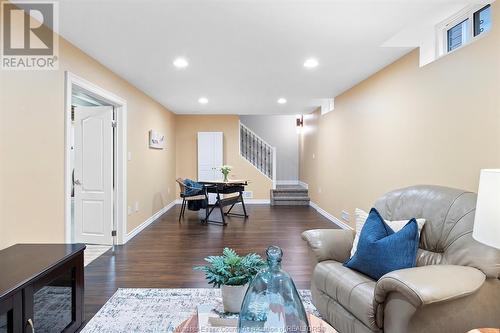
<box><xmin>277</xmin><ymin>98</ymin><xmax>287</xmax><ymax>104</ymax></box>
<box><xmin>198</xmin><ymin>97</ymin><xmax>208</xmax><ymax>104</ymax></box>
<box><xmin>173</xmin><ymin>57</ymin><xmax>189</xmax><ymax>68</ymax></box>
<box><xmin>304</xmin><ymin>58</ymin><xmax>319</xmax><ymax>69</ymax></box>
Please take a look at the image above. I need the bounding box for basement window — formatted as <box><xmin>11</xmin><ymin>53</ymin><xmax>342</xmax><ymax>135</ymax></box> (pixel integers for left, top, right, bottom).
<box><xmin>447</xmin><ymin>19</ymin><xmax>469</xmax><ymax>52</ymax></box>
<box><xmin>473</xmin><ymin>5</ymin><xmax>492</xmax><ymax>37</ymax></box>
<box><xmin>439</xmin><ymin>4</ymin><xmax>492</xmax><ymax>55</ymax></box>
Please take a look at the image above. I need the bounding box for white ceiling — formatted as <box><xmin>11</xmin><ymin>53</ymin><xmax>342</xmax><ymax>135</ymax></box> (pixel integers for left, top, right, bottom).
<box><xmin>57</xmin><ymin>0</ymin><xmax>474</xmax><ymax>115</ymax></box>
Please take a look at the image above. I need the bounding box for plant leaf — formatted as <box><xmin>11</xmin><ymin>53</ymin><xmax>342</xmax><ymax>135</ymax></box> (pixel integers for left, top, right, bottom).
<box><xmin>193</xmin><ymin>248</ymin><xmax>266</xmax><ymax>287</ymax></box>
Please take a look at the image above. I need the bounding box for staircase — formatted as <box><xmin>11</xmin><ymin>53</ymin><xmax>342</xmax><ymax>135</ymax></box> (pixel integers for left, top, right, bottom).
<box><xmin>240</xmin><ymin>122</ymin><xmax>309</xmax><ymax>206</ymax></box>
<box><xmin>271</xmin><ymin>185</ymin><xmax>310</xmax><ymax>206</ymax></box>
<box><xmin>240</xmin><ymin>122</ymin><xmax>276</xmax><ymax>185</ymax></box>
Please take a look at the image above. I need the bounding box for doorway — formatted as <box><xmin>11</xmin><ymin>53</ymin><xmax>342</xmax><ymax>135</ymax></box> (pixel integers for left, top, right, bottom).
<box><xmin>65</xmin><ymin>72</ymin><xmax>128</xmax><ymax>246</ymax></box>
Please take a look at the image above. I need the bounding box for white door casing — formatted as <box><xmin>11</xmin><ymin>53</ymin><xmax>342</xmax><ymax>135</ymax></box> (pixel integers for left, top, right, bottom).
<box><xmin>74</xmin><ymin>106</ymin><xmax>114</xmax><ymax>245</ymax></box>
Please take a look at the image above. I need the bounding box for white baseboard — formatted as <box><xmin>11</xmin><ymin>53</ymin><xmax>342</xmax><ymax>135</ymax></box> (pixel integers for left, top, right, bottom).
<box><xmin>124</xmin><ymin>200</ymin><xmax>176</xmax><ymax>243</ymax></box>
<box><xmin>244</xmin><ymin>199</ymin><xmax>270</xmax><ymax>204</ymax></box>
<box><xmin>298</xmin><ymin>181</ymin><xmax>308</xmax><ymax>189</ymax></box>
<box><xmin>275</xmin><ymin>180</ymin><xmax>299</xmax><ymax>186</ymax></box>
<box><xmin>309</xmin><ymin>201</ymin><xmax>353</xmax><ymax>230</ymax></box>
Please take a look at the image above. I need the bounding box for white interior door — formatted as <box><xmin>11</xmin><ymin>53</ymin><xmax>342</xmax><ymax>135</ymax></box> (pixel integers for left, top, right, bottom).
<box><xmin>198</xmin><ymin>132</ymin><xmax>223</xmax><ymax>181</ymax></box>
<box><xmin>198</xmin><ymin>132</ymin><xmax>223</xmax><ymax>204</ymax></box>
<box><xmin>74</xmin><ymin>106</ymin><xmax>114</xmax><ymax>245</ymax></box>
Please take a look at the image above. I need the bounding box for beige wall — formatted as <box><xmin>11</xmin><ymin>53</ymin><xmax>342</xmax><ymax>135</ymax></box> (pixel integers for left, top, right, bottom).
<box><xmin>0</xmin><ymin>22</ymin><xmax>176</xmax><ymax>248</ymax></box>
<box><xmin>299</xmin><ymin>3</ymin><xmax>500</xmax><ymax>229</ymax></box>
<box><xmin>175</xmin><ymin>115</ymin><xmax>272</xmax><ymax>199</ymax></box>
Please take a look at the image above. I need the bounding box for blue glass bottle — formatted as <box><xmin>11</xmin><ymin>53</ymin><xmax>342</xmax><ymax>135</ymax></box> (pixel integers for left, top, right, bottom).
<box><xmin>238</xmin><ymin>246</ymin><xmax>309</xmax><ymax>332</ymax></box>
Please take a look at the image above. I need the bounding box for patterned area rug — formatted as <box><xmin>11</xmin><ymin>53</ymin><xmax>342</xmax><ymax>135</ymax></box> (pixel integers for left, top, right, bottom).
<box><xmin>82</xmin><ymin>288</ymin><xmax>319</xmax><ymax>333</ymax></box>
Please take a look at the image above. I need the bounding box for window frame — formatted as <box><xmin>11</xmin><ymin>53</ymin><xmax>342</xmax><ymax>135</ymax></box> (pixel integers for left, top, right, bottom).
<box><xmin>473</xmin><ymin>4</ymin><xmax>492</xmax><ymax>37</ymax></box>
<box><xmin>436</xmin><ymin>3</ymin><xmax>493</xmax><ymax>56</ymax></box>
<box><xmin>446</xmin><ymin>18</ymin><xmax>470</xmax><ymax>52</ymax></box>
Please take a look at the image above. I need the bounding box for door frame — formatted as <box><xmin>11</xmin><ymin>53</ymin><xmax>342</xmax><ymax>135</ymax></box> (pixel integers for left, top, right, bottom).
<box><xmin>64</xmin><ymin>71</ymin><xmax>128</xmax><ymax>245</ymax></box>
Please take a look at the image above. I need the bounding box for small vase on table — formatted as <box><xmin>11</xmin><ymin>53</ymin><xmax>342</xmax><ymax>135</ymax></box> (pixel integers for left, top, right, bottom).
<box><xmin>221</xmin><ymin>165</ymin><xmax>232</xmax><ymax>182</ymax></box>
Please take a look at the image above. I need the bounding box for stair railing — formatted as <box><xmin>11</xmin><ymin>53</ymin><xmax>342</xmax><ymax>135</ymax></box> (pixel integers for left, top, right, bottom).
<box><xmin>239</xmin><ymin>121</ymin><xmax>276</xmax><ymax>189</ymax></box>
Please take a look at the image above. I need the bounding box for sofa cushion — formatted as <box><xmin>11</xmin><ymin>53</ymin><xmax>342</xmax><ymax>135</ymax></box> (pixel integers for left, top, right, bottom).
<box><xmin>313</xmin><ymin>260</ymin><xmax>378</xmax><ymax>331</ymax></box>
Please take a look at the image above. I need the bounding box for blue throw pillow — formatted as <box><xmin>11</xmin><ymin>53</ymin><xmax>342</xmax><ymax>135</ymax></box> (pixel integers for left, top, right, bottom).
<box><xmin>344</xmin><ymin>208</ymin><xmax>419</xmax><ymax>280</ymax></box>
<box><xmin>184</xmin><ymin>179</ymin><xmax>203</xmax><ymax>196</ymax></box>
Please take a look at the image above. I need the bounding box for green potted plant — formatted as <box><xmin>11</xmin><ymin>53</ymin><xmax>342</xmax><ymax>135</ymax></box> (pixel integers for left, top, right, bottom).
<box><xmin>220</xmin><ymin>165</ymin><xmax>232</xmax><ymax>182</ymax></box>
<box><xmin>194</xmin><ymin>248</ymin><xmax>266</xmax><ymax>313</ymax></box>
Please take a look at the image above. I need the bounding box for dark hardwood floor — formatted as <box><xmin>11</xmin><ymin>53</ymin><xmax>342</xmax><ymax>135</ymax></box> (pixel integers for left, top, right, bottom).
<box><xmin>84</xmin><ymin>204</ymin><xmax>337</xmax><ymax>322</ymax></box>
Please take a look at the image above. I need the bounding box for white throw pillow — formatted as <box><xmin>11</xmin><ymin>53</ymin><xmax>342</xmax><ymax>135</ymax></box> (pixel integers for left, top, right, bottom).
<box><xmin>350</xmin><ymin>208</ymin><xmax>426</xmax><ymax>258</ymax></box>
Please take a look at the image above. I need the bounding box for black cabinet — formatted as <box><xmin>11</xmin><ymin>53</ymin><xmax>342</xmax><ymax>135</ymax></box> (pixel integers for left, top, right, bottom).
<box><xmin>0</xmin><ymin>293</ymin><xmax>22</xmax><ymax>333</ymax></box>
<box><xmin>0</xmin><ymin>244</ymin><xmax>85</xmax><ymax>333</ymax></box>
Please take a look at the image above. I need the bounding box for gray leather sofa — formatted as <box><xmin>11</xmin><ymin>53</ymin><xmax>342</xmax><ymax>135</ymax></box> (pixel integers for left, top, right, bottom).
<box><xmin>302</xmin><ymin>185</ymin><xmax>500</xmax><ymax>333</ymax></box>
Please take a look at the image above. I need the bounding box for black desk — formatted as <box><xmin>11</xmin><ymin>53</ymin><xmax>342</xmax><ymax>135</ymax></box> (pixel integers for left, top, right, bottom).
<box><xmin>200</xmin><ymin>180</ymin><xmax>249</xmax><ymax>225</ymax></box>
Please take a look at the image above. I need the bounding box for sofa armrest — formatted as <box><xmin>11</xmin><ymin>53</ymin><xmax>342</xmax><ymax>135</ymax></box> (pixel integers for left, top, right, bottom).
<box><xmin>301</xmin><ymin>229</ymin><xmax>355</xmax><ymax>264</ymax></box>
<box><xmin>374</xmin><ymin>265</ymin><xmax>486</xmax><ymax>308</ymax></box>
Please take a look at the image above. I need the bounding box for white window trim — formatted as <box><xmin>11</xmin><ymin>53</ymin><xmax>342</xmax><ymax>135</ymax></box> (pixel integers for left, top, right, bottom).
<box><xmin>436</xmin><ymin>3</ymin><xmax>492</xmax><ymax>57</ymax></box>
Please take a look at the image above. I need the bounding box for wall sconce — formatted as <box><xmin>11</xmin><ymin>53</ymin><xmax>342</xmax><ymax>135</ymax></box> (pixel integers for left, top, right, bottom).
<box><xmin>296</xmin><ymin>115</ymin><xmax>304</xmax><ymax>134</ymax></box>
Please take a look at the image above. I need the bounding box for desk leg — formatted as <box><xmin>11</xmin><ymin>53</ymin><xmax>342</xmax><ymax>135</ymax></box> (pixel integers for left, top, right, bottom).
<box><xmin>218</xmin><ymin>192</ymin><xmax>226</xmax><ymax>225</ymax></box>
<box><xmin>203</xmin><ymin>192</ymin><xmax>227</xmax><ymax>226</ymax></box>
<box><xmin>204</xmin><ymin>205</ymin><xmax>209</xmax><ymax>223</ymax></box>
<box><xmin>226</xmin><ymin>201</ymin><xmax>236</xmax><ymax>215</ymax></box>
<box><xmin>202</xmin><ymin>204</ymin><xmax>217</xmax><ymax>224</ymax></box>
<box><xmin>225</xmin><ymin>192</ymin><xmax>249</xmax><ymax>218</ymax></box>
<box><xmin>240</xmin><ymin>193</ymin><xmax>248</xmax><ymax>218</ymax></box>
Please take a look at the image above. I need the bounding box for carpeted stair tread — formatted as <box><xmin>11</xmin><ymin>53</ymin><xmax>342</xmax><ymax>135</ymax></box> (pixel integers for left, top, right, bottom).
<box><xmin>270</xmin><ymin>186</ymin><xmax>310</xmax><ymax>206</ymax></box>
<box><xmin>273</xmin><ymin>196</ymin><xmax>310</xmax><ymax>201</ymax></box>
<box><xmin>273</xmin><ymin>200</ymin><xmax>310</xmax><ymax>206</ymax></box>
